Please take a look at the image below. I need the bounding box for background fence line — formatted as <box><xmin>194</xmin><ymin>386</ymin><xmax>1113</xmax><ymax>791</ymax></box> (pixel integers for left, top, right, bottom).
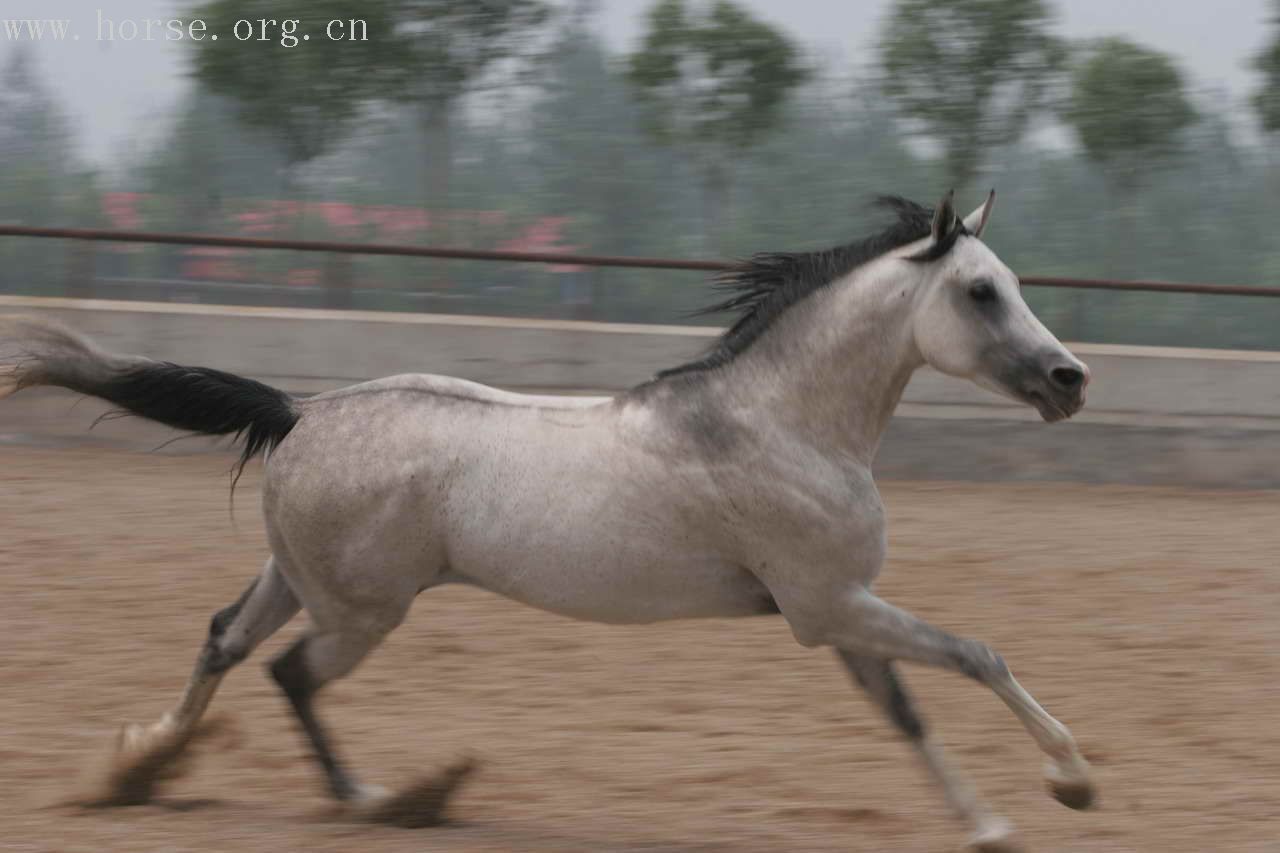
<box><xmin>4</xmin><ymin>224</ymin><xmax>1280</xmax><ymax>300</ymax></box>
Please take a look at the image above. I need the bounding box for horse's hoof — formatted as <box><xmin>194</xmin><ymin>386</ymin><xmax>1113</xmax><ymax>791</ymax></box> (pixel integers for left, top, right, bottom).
<box><xmin>1045</xmin><ymin>760</ymin><xmax>1097</xmax><ymax>811</ymax></box>
<box><xmin>358</xmin><ymin>755</ymin><xmax>477</xmax><ymax>828</ymax></box>
<box><xmin>965</xmin><ymin>818</ymin><xmax>1023</xmax><ymax>853</ymax></box>
<box><xmin>1048</xmin><ymin>777</ymin><xmax>1096</xmax><ymax>810</ymax></box>
<box><xmin>77</xmin><ymin>714</ymin><xmax>234</xmax><ymax>807</ymax></box>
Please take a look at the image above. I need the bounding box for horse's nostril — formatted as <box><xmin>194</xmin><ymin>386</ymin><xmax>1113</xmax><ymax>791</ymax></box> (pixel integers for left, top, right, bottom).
<box><xmin>1050</xmin><ymin>366</ymin><xmax>1084</xmax><ymax>391</ymax></box>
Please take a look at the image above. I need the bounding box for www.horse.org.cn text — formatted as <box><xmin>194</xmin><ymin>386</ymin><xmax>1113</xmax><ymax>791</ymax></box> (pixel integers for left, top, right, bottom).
<box><xmin>1</xmin><ymin>13</ymin><xmax>372</xmax><ymax>47</ymax></box>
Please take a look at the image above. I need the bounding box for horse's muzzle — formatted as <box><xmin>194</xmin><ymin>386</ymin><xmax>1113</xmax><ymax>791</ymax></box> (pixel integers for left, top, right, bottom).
<box><xmin>1028</xmin><ymin>360</ymin><xmax>1089</xmax><ymax>422</ymax></box>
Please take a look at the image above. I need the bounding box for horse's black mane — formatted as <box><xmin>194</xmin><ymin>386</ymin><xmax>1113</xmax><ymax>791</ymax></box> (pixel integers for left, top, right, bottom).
<box><xmin>656</xmin><ymin>196</ymin><xmax>967</xmax><ymax>380</ymax></box>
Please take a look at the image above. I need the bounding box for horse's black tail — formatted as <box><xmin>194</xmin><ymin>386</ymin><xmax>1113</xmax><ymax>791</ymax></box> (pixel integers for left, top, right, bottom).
<box><xmin>0</xmin><ymin>315</ymin><xmax>298</xmax><ymax>477</ymax></box>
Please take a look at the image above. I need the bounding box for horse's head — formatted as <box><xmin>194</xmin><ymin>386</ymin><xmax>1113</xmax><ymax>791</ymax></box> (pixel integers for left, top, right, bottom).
<box><xmin>905</xmin><ymin>191</ymin><xmax>1088</xmax><ymax>422</ymax></box>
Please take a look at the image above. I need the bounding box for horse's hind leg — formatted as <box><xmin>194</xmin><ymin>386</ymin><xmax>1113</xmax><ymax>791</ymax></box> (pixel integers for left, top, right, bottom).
<box><xmin>268</xmin><ymin>620</ymin><xmax>475</xmax><ymax>826</ymax></box>
<box><xmin>839</xmin><ymin>653</ymin><xmax>1019</xmax><ymax>852</ymax></box>
<box><xmin>268</xmin><ymin>628</ymin><xmax>385</xmax><ymax>802</ymax></box>
<box><xmin>87</xmin><ymin>556</ymin><xmax>300</xmax><ymax>805</ymax></box>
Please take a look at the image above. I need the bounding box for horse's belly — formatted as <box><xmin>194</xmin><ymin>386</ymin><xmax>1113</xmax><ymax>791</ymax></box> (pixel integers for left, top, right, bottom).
<box><xmin>447</xmin><ymin>536</ymin><xmax>774</xmax><ymax>624</ymax></box>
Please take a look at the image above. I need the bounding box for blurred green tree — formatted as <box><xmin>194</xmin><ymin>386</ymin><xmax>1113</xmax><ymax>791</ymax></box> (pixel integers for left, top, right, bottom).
<box><xmin>0</xmin><ymin>46</ymin><xmax>99</xmax><ymax>295</ymax></box>
<box><xmin>1060</xmin><ymin>36</ymin><xmax>1195</xmax><ymax>329</ymax></box>
<box><xmin>188</xmin><ymin>0</ymin><xmax>410</xmax><ymax>207</ymax></box>
<box><xmin>879</xmin><ymin>0</ymin><xmax>1064</xmax><ymax>192</ymax></box>
<box><xmin>627</xmin><ymin>0</ymin><xmax>809</xmax><ymax>252</ymax></box>
<box><xmin>1253</xmin><ymin>0</ymin><xmax>1280</xmax><ymax>132</ymax></box>
<box><xmin>528</xmin><ymin>2</ymin><xmax>696</xmax><ymax>320</ymax></box>
<box><xmin>136</xmin><ymin>95</ymin><xmax>288</xmax><ymax>221</ymax></box>
<box><xmin>128</xmin><ymin>93</ymin><xmax>290</xmax><ymax>278</ymax></box>
<box><xmin>389</xmin><ymin>0</ymin><xmax>552</xmax><ymax>221</ymax></box>
<box><xmin>0</xmin><ymin>45</ymin><xmax>75</xmax><ymax>223</ymax></box>
<box><xmin>1252</xmin><ymin>1</ymin><xmax>1280</xmax><ymax>306</ymax></box>
<box><xmin>381</xmin><ymin>0</ymin><xmax>552</xmax><ymax>292</ymax></box>
<box><xmin>1063</xmin><ymin>37</ymin><xmax>1196</xmax><ymax>193</ymax></box>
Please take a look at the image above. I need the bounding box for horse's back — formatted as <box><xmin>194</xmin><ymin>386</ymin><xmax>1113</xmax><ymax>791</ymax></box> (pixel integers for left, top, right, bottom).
<box><xmin>262</xmin><ymin>372</ymin><xmax>615</xmax><ymax>568</ymax></box>
<box><xmin>307</xmin><ymin>373</ymin><xmax>611</xmax><ymax>410</ymax></box>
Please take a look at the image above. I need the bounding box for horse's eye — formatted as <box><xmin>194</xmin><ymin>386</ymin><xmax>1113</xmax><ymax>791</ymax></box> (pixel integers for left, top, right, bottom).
<box><xmin>969</xmin><ymin>280</ymin><xmax>997</xmax><ymax>304</ymax></box>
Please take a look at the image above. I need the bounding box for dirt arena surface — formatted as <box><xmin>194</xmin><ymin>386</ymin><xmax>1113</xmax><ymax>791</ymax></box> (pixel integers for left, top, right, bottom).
<box><xmin>1</xmin><ymin>445</ymin><xmax>1277</xmax><ymax>852</ymax></box>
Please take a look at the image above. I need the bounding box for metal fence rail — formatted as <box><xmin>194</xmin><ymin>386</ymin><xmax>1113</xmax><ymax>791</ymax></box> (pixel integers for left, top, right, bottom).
<box><xmin>3</xmin><ymin>223</ymin><xmax>1280</xmax><ymax>299</ymax></box>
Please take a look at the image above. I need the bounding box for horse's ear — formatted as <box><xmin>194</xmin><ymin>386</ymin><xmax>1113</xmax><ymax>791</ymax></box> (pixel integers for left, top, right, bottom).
<box><xmin>962</xmin><ymin>189</ymin><xmax>996</xmax><ymax>239</ymax></box>
<box><xmin>931</xmin><ymin>190</ymin><xmax>959</xmax><ymax>243</ymax></box>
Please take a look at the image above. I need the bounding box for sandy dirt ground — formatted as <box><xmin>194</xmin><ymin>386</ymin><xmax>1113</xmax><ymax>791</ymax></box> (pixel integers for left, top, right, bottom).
<box><xmin>0</xmin><ymin>446</ymin><xmax>1277</xmax><ymax>852</ymax></box>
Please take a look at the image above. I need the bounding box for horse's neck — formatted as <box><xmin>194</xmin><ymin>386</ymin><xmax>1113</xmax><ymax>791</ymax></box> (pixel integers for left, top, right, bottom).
<box><xmin>719</xmin><ymin>266</ymin><xmax>923</xmax><ymax>463</ymax></box>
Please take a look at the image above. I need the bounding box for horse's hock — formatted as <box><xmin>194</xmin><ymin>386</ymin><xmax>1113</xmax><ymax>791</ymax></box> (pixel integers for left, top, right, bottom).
<box><xmin>2</xmin><ymin>294</ymin><xmax>1279</xmax><ymax>488</ymax></box>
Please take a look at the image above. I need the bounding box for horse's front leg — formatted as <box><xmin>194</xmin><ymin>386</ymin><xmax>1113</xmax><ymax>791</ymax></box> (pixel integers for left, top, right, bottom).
<box><xmin>791</xmin><ymin>588</ymin><xmax>1096</xmax><ymax>811</ymax></box>
<box><xmin>839</xmin><ymin>652</ymin><xmax>1018</xmax><ymax>851</ymax></box>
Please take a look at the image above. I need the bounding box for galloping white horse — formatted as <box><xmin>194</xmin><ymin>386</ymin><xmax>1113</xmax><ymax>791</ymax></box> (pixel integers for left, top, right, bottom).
<box><xmin>1</xmin><ymin>192</ymin><xmax>1095</xmax><ymax>851</ymax></box>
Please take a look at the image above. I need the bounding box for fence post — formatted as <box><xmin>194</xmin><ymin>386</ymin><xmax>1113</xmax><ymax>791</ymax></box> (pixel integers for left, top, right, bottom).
<box><xmin>322</xmin><ymin>252</ymin><xmax>352</xmax><ymax>310</ymax></box>
<box><xmin>65</xmin><ymin>239</ymin><xmax>96</xmax><ymax>299</ymax></box>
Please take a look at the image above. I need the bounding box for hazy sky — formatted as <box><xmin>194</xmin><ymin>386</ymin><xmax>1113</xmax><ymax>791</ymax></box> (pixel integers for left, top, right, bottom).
<box><xmin>0</xmin><ymin>0</ymin><xmax>1273</xmax><ymax>166</ymax></box>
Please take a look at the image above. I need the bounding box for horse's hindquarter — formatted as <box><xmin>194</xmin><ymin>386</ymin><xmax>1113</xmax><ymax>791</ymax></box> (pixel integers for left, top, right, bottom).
<box><xmin>263</xmin><ymin>375</ymin><xmax>772</xmax><ymax>625</ymax></box>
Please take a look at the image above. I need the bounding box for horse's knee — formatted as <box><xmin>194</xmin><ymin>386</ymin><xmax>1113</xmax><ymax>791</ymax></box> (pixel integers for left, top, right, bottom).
<box><xmin>949</xmin><ymin>638</ymin><xmax>1008</xmax><ymax>684</ymax></box>
<box><xmin>842</xmin><ymin>654</ymin><xmax>928</xmax><ymax>740</ymax></box>
<box><xmin>880</xmin><ymin>666</ymin><xmax>926</xmax><ymax>739</ymax></box>
<box><xmin>852</xmin><ymin>658</ymin><xmax>927</xmax><ymax>739</ymax></box>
